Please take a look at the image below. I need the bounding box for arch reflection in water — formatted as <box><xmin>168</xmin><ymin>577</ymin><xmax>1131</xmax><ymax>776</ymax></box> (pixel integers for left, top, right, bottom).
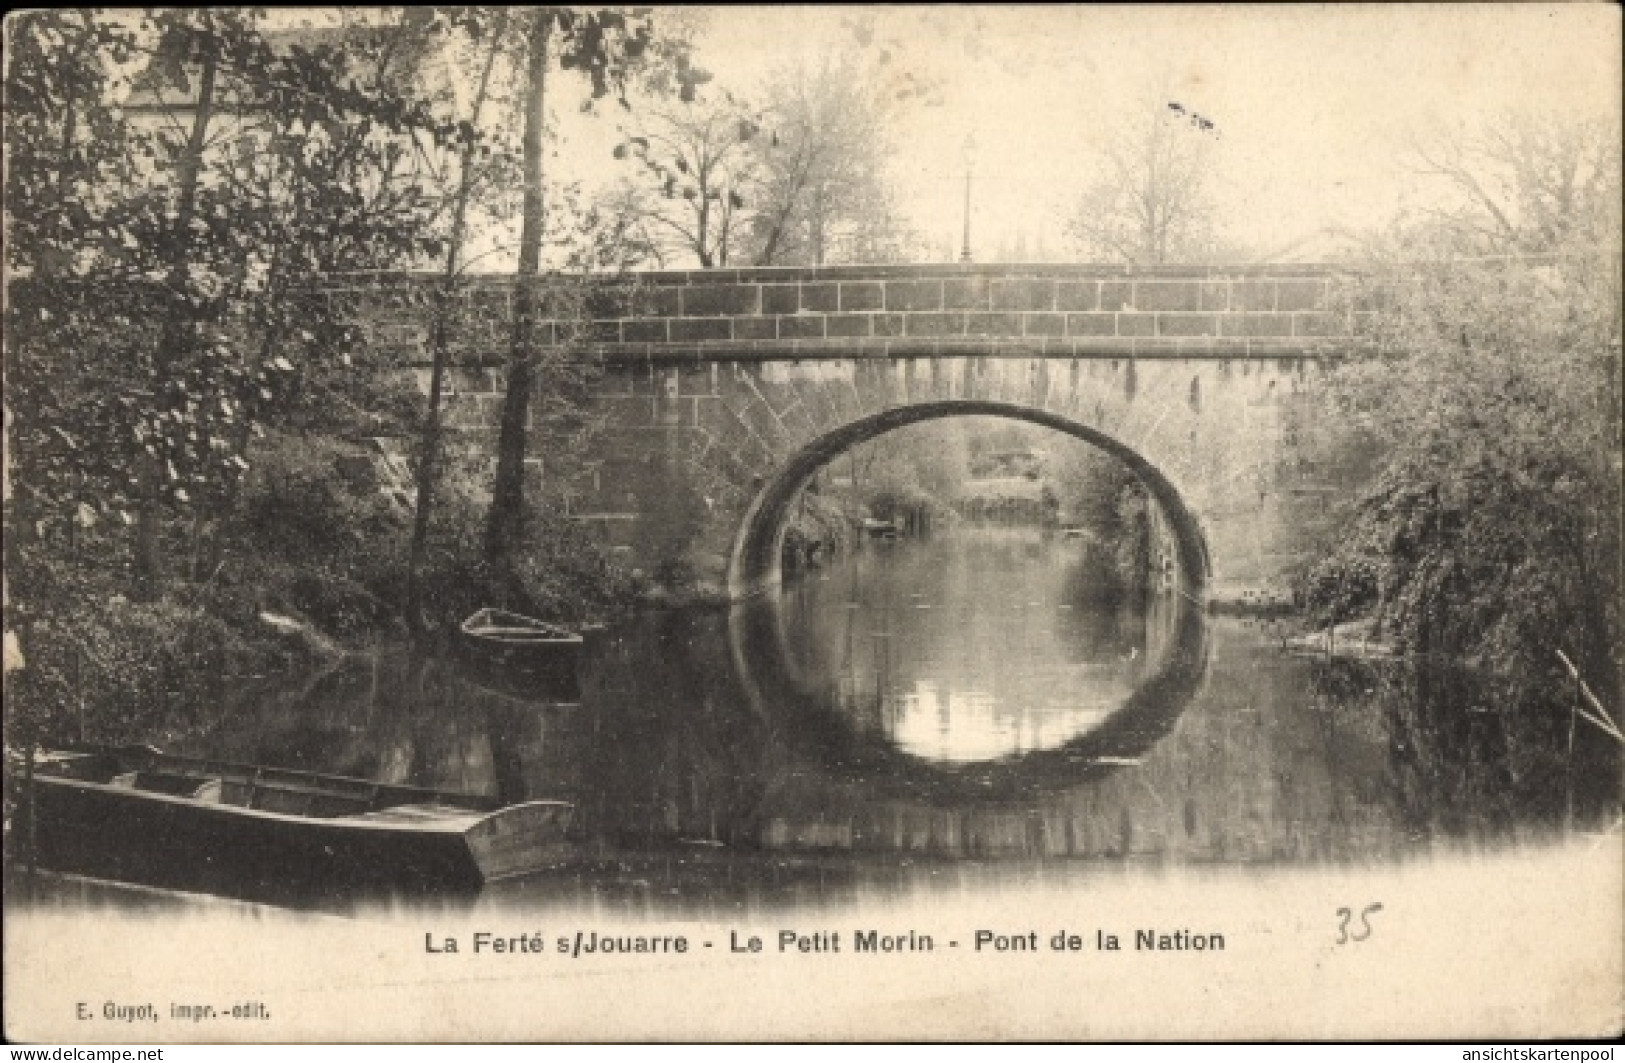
<box><xmin>161</xmin><ymin>526</ymin><xmax>1613</xmax><ymax>912</ymax></box>
<box><xmin>729</xmin><ymin>527</ymin><xmax>1210</xmax><ymax>802</ymax></box>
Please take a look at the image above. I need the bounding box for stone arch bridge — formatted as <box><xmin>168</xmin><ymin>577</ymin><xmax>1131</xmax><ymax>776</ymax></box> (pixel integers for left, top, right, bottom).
<box><xmin>347</xmin><ymin>263</ymin><xmax>1361</xmax><ymax>602</ymax></box>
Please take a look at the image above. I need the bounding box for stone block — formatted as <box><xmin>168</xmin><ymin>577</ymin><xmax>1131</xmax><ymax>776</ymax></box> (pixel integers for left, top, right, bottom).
<box><xmin>1199</xmin><ymin>282</ymin><xmax>1231</xmax><ymax>312</ymax></box>
<box><xmin>1134</xmin><ymin>281</ymin><xmax>1202</xmax><ymax>312</ymax></box>
<box><xmin>597</xmin><ymin>395</ymin><xmax>660</xmax><ymax>427</ymax></box>
<box><xmin>991</xmin><ymin>278</ymin><xmax>1056</xmax><ymax>311</ymax></box>
<box><xmin>1292</xmin><ymin>312</ymin><xmax>1338</xmax><ymax>337</ymax></box>
<box><xmin>1023</xmin><ymin>312</ymin><xmax>1067</xmax><ymax>337</ymax></box>
<box><xmin>622</xmin><ymin>319</ymin><xmax>668</xmax><ymax>344</ymax></box>
<box><xmin>885</xmin><ymin>279</ymin><xmax>944</xmax><ymax>311</ymax></box>
<box><xmin>641</xmin><ymin>287</ymin><xmax>683</xmax><ymax>316</ymax></box>
<box><xmin>732</xmin><ymin>316</ymin><xmax>778</xmax><ymax>340</ymax></box>
<box><xmin>1276</xmin><ymin>279</ymin><xmax>1328</xmax><ymax>311</ymax></box>
<box><xmin>1155</xmin><ymin>313</ymin><xmax>1220</xmax><ymax>337</ymax></box>
<box><xmin>670</xmin><ymin>317</ymin><xmax>733</xmax><ymax>342</ymax></box>
<box><xmin>653</xmin><ymin>396</ymin><xmax>685</xmax><ymax>426</ymax></box>
<box><xmin>1230</xmin><ymin>281</ymin><xmax>1276</xmax><ymax>311</ymax></box>
<box><xmin>677</xmin><ymin>363</ymin><xmax>715</xmax><ymax>396</ymax></box>
<box><xmin>585</xmin><ymin>287</ymin><xmax>631</xmax><ymax>318</ymax></box>
<box><xmin>839</xmin><ymin>281</ymin><xmax>885</xmax><ymax>311</ymax></box>
<box><xmin>1054</xmin><ymin>281</ymin><xmax>1099</xmax><ymax>311</ymax></box>
<box><xmin>873</xmin><ymin>313</ymin><xmax>908</xmax><ymax>337</ymax></box>
<box><xmin>1223</xmin><ymin>313</ymin><xmax>1294</xmax><ymax>338</ymax></box>
<box><xmin>1116</xmin><ymin>312</ymin><xmax>1155</xmax><ymax>336</ymax></box>
<box><xmin>904</xmin><ymin>312</ymin><xmax>964</xmax><ymax>337</ymax></box>
<box><xmin>688</xmin><ymin>395</ymin><xmax>720</xmax><ymax>428</ymax></box>
<box><xmin>605</xmin><ymin>367</ymin><xmax>648</xmax><ymax>397</ymax></box>
<box><xmin>761</xmin><ymin>284</ymin><xmax>799</xmax><ymax>315</ymax></box>
<box><xmin>1100</xmin><ymin>281</ymin><xmax>1134</xmax><ymax>310</ymax></box>
<box><xmin>944</xmin><ymin>275</ymin><xmax>991</xmax><ymax>310</ymax></box>
<box><xmin>964</xmin><ymin>312</ymin><xmax>1022</xmax><ymax>336</ymax></box>
<box><xmin>798</xmin><ymin>282</ymin><xmax>840</xmax><ymax>312</ymax></box>
<box><xmin>682</xmin><ymin>283</ymin><xmax>759</xmax><ymax>316</ymax></box>
<box><xmin>1067</xmin><ymin>313</ymin><xmax>1116</xmax><ymax>336</ymax></box>
<box><xmin>445</xmin><ymin>368</ymin><xmax>490</xmax><ymax>395</ymax></box>
<box><xmin>777</xmin><ymin>315</ymin><xmax>826</xmax><ymax>339</ymax></box>
<box><xmin>826</xmin><ymin>314</ymin><xmax>874</xmax><ymax>338</ymax></box>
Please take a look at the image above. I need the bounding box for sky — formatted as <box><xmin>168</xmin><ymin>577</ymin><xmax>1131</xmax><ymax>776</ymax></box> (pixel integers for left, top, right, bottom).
<box><xmin>546</xmin><ymin>4</ymin><xmax>1620</xmax><ymax>265</ymax></box>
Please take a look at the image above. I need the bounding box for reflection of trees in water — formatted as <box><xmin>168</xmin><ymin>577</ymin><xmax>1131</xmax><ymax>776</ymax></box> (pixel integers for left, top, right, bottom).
<box><xmin>1054</xmin><ymin>559</ymin><xmax>1149</xmax><ymax>661</ymax></box>
<box><xmin>723</xmin><ymin>574</ymin><xmax>1214</xmax><ymax>851</ymax></box>
<box><xmin>574</xmin><ymin>610</ymin><xmax>774</xmax><ymax>848</ymax></box>
<box><xmin>185</xmin><ymin>653</ymin><xmax>408</xmax><ymax>778</ymax></box>
<box><xmin>192</xmin><ymin>586</ymin><xmax>1617</xmax><ymax>901</ymax></box>
<box><xmin>192</xmin><ymin>624</ymin><xmax>778</xmax><ymax>849</ymax></box>
<box><xmin>184</xmin><ymin>652</ymin><xmax>576</xmax><ymax>804</ymax></box>
<box><xmin>778</xmin><ymin>532</ymin><xmax>1169</xmax><ymax>755</ymax></box>
<box><xmin>1307</xmin><ymin>659</ymin><xmax>1619</xmax><ymax>840</ymax></box>
<box><xmin>720</xmin><ymin>598</ymin><xmax>1614</xmax><ymax>864</ymax></box>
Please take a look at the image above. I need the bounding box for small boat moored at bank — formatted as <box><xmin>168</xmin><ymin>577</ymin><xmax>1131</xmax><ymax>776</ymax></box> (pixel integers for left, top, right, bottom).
<box><xmin>20</xmin><ymin>745</ymin><xmax>575</xmax><ymax>906</ymax></box>
<box><xmin>1281</xmin><ymin>619</ymin><xmax>1404</xmax><ymax>660</ymax></box>
<box><xmin>861</xmin><ymin>517</ymin><xmax>900</xmax><ymax>540</ymax></box>
<box><xmin>456</xmin><ymin>608</ymin><xmax>584</xmax><ymax>701</ymax></box>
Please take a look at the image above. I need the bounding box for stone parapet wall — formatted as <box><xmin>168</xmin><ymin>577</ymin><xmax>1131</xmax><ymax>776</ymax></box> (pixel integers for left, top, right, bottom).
<box><xmin>307</xmin><ymin>264</ymin><xmax>1357</xmax><ymax>368</ymax></box>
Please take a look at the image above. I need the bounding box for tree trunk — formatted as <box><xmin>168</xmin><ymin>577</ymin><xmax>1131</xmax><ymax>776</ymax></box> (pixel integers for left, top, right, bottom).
<box><xmin>753</xmin><ymin>147</ymin><xmax>816</xmax><ymax>267</ymax></box>
<box><xmin>485</xmin><ymin>13</ymin><xmax>550</xmax><ymax>575</ymax></box>
<box><xmin>407</xmin><ymin>31</ymin><xmax>501</xmax><ymax>632</ymax></box>
<box><xmin>811</xmin><ymin>186</ymin><xmax>826</xmax><ymax>266</ymax></box>
<box><xmin>696</xmin><ymin>191</ymin><xmax>713</xmax><ymax>267</ymax></box>
<box><xmin>135</xmin><ymin>48</ymin><xmax>218</xmax><ymax>590</ymax></box>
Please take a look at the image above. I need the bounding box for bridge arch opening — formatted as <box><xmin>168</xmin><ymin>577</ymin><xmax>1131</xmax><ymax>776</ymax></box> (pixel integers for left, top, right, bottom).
<box><xmin>726</xmin><ymin>399</ymin><xmax>1212</xmax><ymax>599</ymax></box>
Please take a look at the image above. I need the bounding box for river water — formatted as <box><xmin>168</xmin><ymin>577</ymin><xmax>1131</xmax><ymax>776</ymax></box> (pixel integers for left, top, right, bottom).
<box><xmin>170</xmin><ymin>526</ymin><xmax>1615</xmax><ymax>913</ymax></box>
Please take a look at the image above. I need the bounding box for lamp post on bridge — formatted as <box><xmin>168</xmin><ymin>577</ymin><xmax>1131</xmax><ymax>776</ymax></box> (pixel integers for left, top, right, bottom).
<box><xmin>959</xmin><ymin>133</ymin><xmax>976</xmax><ymax>263</ymax></box>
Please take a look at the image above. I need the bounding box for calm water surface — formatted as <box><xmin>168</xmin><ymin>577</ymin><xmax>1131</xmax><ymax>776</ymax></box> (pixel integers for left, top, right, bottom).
<box><xmin>170</xmin><ymin>527</ymin><xmax>1614</xmax><ymax>913</ymax></box>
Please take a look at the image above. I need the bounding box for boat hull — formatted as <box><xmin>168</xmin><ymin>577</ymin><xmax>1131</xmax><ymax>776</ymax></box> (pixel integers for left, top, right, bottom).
<box><xmin>456</xmin><ymin>610</ymin><xmax>584</xmax><ymax>702</ymax></box>
<box><xmin>25</xmin><ymin>773</ymin><xmax>573</xmax><ymax>908</ymax></box>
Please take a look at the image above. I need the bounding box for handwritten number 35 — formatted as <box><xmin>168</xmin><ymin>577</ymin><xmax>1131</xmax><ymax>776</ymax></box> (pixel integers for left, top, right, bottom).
<box><xmin>1336</xmin><ymin>903</ymin><xmax>1383</xmax><ymax>944</ymax></box>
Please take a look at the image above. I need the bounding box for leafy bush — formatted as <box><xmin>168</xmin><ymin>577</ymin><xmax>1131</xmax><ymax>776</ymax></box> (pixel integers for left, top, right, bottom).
<box><xmin>1299</xmin><ymin>454</ymin><xmax>1616</xmax><ymax>681</ymax></box>
<box><xmin>238</xmin><ymin>432</ymin><xmax>409</xmax><ymax>563</ymax></box>
<box><xmin>781</xmin><ymin>489</ymin><xmax>851</xmax><ymax>573</ymax></box>
<box><xmin>7</xmin><ymin>594</ymin><xmax>269</xmax><ymax>747</ymax></box>
<box><xmin>509</xmin><ymin>512</ymin><xmax>642</xmax><ymax>622</ymax></box>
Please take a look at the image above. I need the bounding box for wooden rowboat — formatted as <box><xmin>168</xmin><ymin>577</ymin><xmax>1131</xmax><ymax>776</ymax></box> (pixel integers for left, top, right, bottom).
<box><xmin>456</xmin><ymin>608</ymin><xmax>584</xmax><ymax>702</ymax></box>
<box><xmin>1281</xmin><ymin>619</ymin><xmax>1404</xmax><ymax>660</ymax></box>
<box><xmin>861</xmin><ymin>518</ymin><xmax>900</xmax><ymax>540</ymax></box>
<box><xmin>21</xmin><ymin>746</ymin><xmax>574</xmax><ymax>906</ymax></box>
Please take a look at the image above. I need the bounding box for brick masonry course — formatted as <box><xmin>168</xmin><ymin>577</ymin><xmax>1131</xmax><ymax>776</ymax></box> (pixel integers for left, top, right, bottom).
<box><xmin>331</xmin><ymin>265</ymin><xmax>1351</xmax><ymax>368</ymax></box>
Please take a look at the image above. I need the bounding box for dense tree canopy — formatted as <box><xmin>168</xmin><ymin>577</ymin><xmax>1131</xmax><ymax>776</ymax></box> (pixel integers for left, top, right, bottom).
<box><xmin>6</xmin><ymin>11</ymin><xmax>460</xmax><ymax>578</ymax></box>
<box><xmin>2</xmin><ymin>8</ymin><xmax>688</xmax><ymax>745</ymax></box>
<box><xmin>1304</xmin><ymin>112</ymin><xmax>1622</xmax><ymax>708</ymax></box>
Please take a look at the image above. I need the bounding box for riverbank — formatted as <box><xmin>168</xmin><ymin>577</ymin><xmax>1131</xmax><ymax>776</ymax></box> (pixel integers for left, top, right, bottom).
<box><xmin>2</xmin><ymin>427</ymin><xmax>648</xmax><ymax>751</ymax></box>
<box><xmin>1205</xmin><ymin>582</ymin><xmax>1296</xmax><ymax>619</ymax></box>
